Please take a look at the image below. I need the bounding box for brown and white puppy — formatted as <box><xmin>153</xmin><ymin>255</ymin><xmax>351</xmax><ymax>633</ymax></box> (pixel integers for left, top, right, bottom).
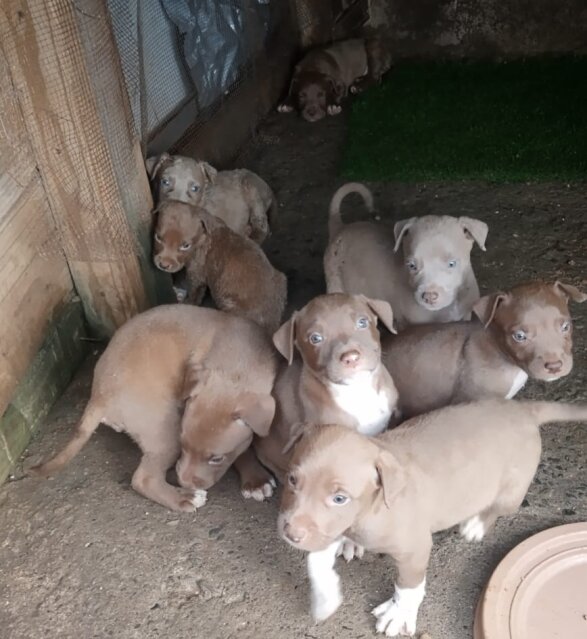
<box><xmin>279</xmin><ymin>399</ymin><xmax>587</xmax><ymax>636</ymax></box>
<box><xmin>153</xmin><ymin>201</ymin><xmax>287</xmax><ymax>334</ymax></box>
<box><xmin>324</xmin><ymin>183</ymin><xmax>488</xmax><ymax>330</ymax></box>
<box><xmin>278</xmin><ymin>37</ymin><xmax>391</xmax><ymax>122</ymax></box>
<box><xmin>254</xmin><ymin>293</ymin><xmax>399</xmax><ymax>483</ymax></box>
<box><xmin>146</xmin><ymin>153</ymin><xmax>275</xmax><ymax>244</ymax></box>
<box><xmin>382</xmin><ymin>280</ymin><xmax>586</xmax><ymax>419</ymax></box>
<box><xmin>31</xmin><ymin>305</ymin><xmax>278</xmax><ymax>511</ymax></box>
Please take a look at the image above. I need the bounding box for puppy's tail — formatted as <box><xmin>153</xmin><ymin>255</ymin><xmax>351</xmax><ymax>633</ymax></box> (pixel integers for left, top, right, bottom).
<box><xmin>530</xmin><ymin>401</ymin><xmax>587</xmax><ymax>426</ymax></box>
<box><xmin>28</xmin><ymin>403</ymin><xmax>103</xmax><ymax>477</ymax></box>
<box><xmin>328</xmin><ymin>182</ymin><xmax>374</xmax><ymax>241</ymax></box>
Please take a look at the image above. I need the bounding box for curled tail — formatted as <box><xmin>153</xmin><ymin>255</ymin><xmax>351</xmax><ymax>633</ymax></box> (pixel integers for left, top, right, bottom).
<box><xmin>530</xmin><ymin>401</ymin><xmax>587</xmax><ymax>425</ymax></box>
<box><xmin>29</xmin><ymin>403</ymin><xmax>103</xmax><ymax>477</ymax></box>
<box><xmin>328</xmin><ymin>182</ymin><xmax>374</xmax><ymax>241</ymax></box>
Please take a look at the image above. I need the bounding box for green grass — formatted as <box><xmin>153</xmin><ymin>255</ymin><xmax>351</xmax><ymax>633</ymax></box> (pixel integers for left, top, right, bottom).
<box><xmin>341</xmin><ymin>57</ymin><xmax>587</xmax><ymax>182</ymax></box>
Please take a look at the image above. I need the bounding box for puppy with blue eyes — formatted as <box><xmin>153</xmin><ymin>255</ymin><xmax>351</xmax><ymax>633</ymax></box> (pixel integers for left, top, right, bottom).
<box><xmin>152</xmin><ymin>200</ymin><xmax>287</xmax><ymax>334</ymax></box>
<box><xmin>146</xmin><ymin>153</ymin><xmax>276</xmax><ymax>245</ymax></box>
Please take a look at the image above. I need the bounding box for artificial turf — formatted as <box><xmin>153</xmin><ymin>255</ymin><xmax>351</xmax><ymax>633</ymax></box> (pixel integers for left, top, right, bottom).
<box><xmin>340</xmin><ymin>56</ymin><xmax>587</xmax><ymax>182</ymax></box>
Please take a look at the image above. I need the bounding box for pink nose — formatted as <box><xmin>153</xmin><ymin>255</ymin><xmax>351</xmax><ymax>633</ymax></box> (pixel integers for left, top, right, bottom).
<box><xmin>340</xmin><ymin>350</ymin><xmax>360</xmax><ymax>366</ymax></box>
<box><xmin>156</xmin><ymin>258</ymin><xmax>173</xmax><ymax>271</ymax></box>
<box><xmin>283</xmin><ymin>522</ymin><xmax>306</xmax><ymax>544</ymax></box>
<box><xmin>421</xmin><ymin>291</ymin><xmax>439</xmax><ymax>304</ymax></box>
<box><xmin>544</xmin><ymin>360</ymin><xmax>563</xmax><ymax>374</ymax></box>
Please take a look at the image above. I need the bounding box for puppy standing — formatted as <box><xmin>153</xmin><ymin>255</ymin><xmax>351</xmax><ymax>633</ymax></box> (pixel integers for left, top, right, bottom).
<box><xmin>31</xmin><ymin>306</ymin><xmax>278</xmax><ymax>511</ymax></box>
<box><xmin>278</xmin><ymin>36</ymin><xmax>392</xmax><ymax>122</ymax></box>
<box><xmin>324</xmin><ymin>183</ymin><xmax>488</xmax><ymax>329</ymax></box>
<box><xmin>153</xmin><ymin>201</ymin><xmax>287</xmax><ymax>334</ymax></box>
<box><xmin>279</xmin><ymin>400</ymin><xmax>587</xmax><ymax>636</ymax></box>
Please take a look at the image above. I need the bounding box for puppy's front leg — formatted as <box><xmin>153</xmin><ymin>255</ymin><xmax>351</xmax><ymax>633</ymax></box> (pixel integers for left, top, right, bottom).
<box><xmin>234</xmin><ymin>447</ymin><xmax>276</xmax><ymax>501</ymax></box>
<box><xmin>307</xmin><ymin>540</ymin><xmax>343</xmax><ymax>622</ymax></box>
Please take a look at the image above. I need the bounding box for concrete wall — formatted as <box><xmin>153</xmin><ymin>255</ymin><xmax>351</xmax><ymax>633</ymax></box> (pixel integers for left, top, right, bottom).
<box><xmin>369</xmin><ymin>0</ymin><xmax>587</xmax><ymax>58</ymax></box>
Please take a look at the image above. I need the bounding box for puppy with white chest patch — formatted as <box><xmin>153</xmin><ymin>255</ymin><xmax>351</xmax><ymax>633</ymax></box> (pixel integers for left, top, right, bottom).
<box><xmin>278</xmin><ymin>399</ymin><xmax>587</xmax><ymax>636</ymax></box>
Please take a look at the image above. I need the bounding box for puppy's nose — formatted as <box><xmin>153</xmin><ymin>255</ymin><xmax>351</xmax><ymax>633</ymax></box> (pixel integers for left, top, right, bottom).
<box><xmin>283</xmin><ymin>522</ymin><xmax>306</xmax><ymax>544</ymax></box>
<box><xmin>421</xmin><ymin>291</ymin><xmax>439</xmax><ymax>305</ymax></box>
<box><xmin>544</xmin><ymin>360</ymin><xmax>563</xmax><ymax>374</ymax></box>
<box><xmin>340</xmin><ymin>349</ymin><xmax>361</xmax><ymax>366</ymax></box>
<box><xmin>156</xmin><ymin>258</ymin><xmax>173</xmax><ymax>272</ymax></box>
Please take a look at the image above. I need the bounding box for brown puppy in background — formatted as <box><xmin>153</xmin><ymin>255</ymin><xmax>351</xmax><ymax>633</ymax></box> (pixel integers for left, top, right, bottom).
<box><xmin>279</xmin><ymin>399</ymin><xmax>587</xmax><ymax>636</ymax></box>
<box><xmin>278</xmin><ymin>37</ymin><xmax>392</xmax><ymax>122</ymax></box>
<box><xmin>324</xmin><ymin>183</ymin><xmax>488</xmax><ymax>329</ymax></box>
<box><xmin>146</xmin><ymin>153</ymin><xmax>275</xmax><ymax>244</ymax></box>
<box><xmin>153</xmin><ymin>201</ymin><xmax>287</xmax><ymax>333</ymax></box>
<box><xmin>31</xmin><ymin>306</ymin><xmax>278</xmax><ymax>511</ymax></box>
<box><xmin>382</xmin><ymin>280</ymin><xmax>586</xmax><ymax>419</ymax></box>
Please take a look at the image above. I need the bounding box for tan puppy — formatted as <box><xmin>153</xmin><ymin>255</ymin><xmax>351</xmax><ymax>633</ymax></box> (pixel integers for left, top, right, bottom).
<box><xmin>278</xmin><ymin>37</ymin><xmax>392</xmax><ymax>122</ymax></box>
<box><xmin>279</xmin><ymin>399</ymin><xmax>587</xmax><ymax>636</ymax></box>
<box><xmin>31</xmin><ymin>306</ymin><xmax>278</xmax><ymax>511</ymax></box>
<box><xmin>153</xmin><ymin>201</ymin><xmax>287</xmax><ymax>333</ymax></box>
<box><xmin>146</xmin><ymin>153</ymin><xmax>275</xmax><ymax>244</ymax></box>
<box><xmin>324</xmin><ymin>183</ymin><xmax>488</xmax><ymax>330</ymax></box>
<box><xmin>382</xmin><ymin>280</ymin><xmax>586</xmax><ymax>418</ymax></box>
<box><xmin>254</xmin><ymin>293</ymin><xmax>399</xmax><ymax>483</ymax></box>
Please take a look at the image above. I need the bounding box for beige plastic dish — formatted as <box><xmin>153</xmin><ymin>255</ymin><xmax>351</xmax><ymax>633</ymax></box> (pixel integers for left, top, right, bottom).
<box><xmin>474</xmin><ymin>522</ymin><xmax>587</xmax><ymax>639</ymax></box>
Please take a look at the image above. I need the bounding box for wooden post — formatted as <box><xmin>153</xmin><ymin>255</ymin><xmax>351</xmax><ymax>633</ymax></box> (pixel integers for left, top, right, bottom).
<box><xmin>0</xmin><ymin>0</ymin><xmax>160</xmax><ymax>337</ymax></box>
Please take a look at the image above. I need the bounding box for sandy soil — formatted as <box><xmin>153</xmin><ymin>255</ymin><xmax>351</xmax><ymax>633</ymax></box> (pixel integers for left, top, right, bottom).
<box><xmin>1</xmin><ymin>111</ymin><xmax>586</xmax><ymax>639</ymax></box>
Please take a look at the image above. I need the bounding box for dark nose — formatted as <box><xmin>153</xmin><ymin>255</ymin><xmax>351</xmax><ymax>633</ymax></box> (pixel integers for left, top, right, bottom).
<box><xmin>421</xmin><ymin>291</ymin><xmax>439</xmax><ymax>304</ymax></box>
<box><xmin>544</xmin><ymin>360</ymin><xmax>563</xmax><ymax>374</ymax></box>
<box><xmin>283</xmin><ymin>522</ymin><xmax>306</xmax><ymax>544</ymax></box>
<box><xmin>340</xmin><ymin>349</ymin><xmax>361</xmax><ymax>366</ymax></box>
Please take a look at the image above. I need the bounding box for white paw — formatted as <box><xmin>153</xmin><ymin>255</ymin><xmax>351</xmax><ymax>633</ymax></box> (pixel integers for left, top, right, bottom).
<box><xmin>372</xmin><ymin>597</ymin><xmax>416</xmax><ymax>637</ymax></box>
<box><xmin>350</xmin><ymin>85</ymin><xmax>360</xmax><ymax>94</ymax></box>
<box><xmin>277</xmin><ymin>104</ymin><xmax>294</xmax><ymax>113</ymax></box>
<box><xmin>460</xmin><ymin>514</ymin><xmax>485</xmax><ymax>542</ymax></box>
<box><xmin>241</xmin><ymin>477</ymin><xmax>276</xmax><ymax>502</ymax></box>
<box><xmin>336</xmin><ymin>538</ymin><xmax>364</xmax><ymax>562</ymax></box>
<box><xmin>173</xmin><ymin>286</ymin><xmax>187</xmax><ymax>303</ymax></box>
<box><xmin>311</xmin><ymin>575</ymin><xmax>342</xmax><ymax>622</ymax></box>
<box><xmin>191</xmin><ymin>489</ymin><xmax>208</xmax><ymax>509</ymax></box>
<box><xmin>327</xmin><ymin>104</ymin><xmax>342</xmax><ymax>116</ymax></box>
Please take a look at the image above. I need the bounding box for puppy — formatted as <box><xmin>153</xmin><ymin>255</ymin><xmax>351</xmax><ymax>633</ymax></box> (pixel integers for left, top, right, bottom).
<box><xmin>254</xmin><ymin>293</ymin><xmax>399</xmax><ymax>483</ymax></box>
<box><xmin>278</xmin><ymin>36</ymin><xmax>392</xmax><ymax>122</ymax></box>
<box><xmin>153</xmin><ymin>201</ymin><xmax>287</xmax><ymax>334</ymax></box>
<box><xmin>146</xmin><ymin>153</ymin><xmax>276</xmax><ymax>244</ymax></box>
<box><xmin>31</xmin><ymin>305</ymin><xmax>278</xmax><ymax>511</ymax></box>
<box><xmin>382</xmin><ymin>280</ymin><xmax>586</xmax><ymax>418</ymax></box>
<box><xmin>324</xmin><ymin>183</ymin><xmax>488</xmax><ymax>329</ymax></box>
<box><xmin>279</xmin><ymin>399</ymin><xmax>587</xmax><ymax>636</ymax></box>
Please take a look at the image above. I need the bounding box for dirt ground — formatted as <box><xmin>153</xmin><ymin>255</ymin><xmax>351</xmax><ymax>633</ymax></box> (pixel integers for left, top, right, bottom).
<box><xmin>1</xmin><ymin>111</ymin><xmax>586</xmax><ymax>639</ymax></box>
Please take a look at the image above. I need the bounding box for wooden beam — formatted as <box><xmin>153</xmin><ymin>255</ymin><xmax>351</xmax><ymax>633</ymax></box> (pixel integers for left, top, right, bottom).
<box><xmin>0</xmin><ymin>0</ymin><xmax>161</xmax><ymax>337</ymax></box>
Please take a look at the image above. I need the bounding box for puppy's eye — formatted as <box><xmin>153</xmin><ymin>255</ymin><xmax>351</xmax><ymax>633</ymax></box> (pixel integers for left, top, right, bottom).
<box><xmin>161</xmin><ymin>177</ymin><xmax>170</xmax><ymax>187</ymax></box>
<box><xmin>330</xmin><ymin>493</ymin><xmax>349</xmax><ymax>506</ymax></box>
<box><xmin>561</xmin><ymin>320</ymin><xmax>571</xmax><ymax>333</ymax></box>
<box><xmin>190</xmin><ymin>184</ymin><xmax>200</xmax><ymax>193</ymax></box>
<box><xmin>179</xmin><ymin>242</ymin><xmax>192</xmax><ymax>252</ymax></box>
<box><xmin>406</xmin><ymin>259</ymin><xmax>418</xmax><ymax>272</ymax></box>
<box><xmin>309</xmin><ymin>332</ymin><xmax>323</xmax><ymax>345</ymax></box>
<box><xmin>208</xmin><ymin>454</ymin><xmax>225</xmax><ymax>466</ymax></box>
<box><xmin>287</xmin><ymin>473</ymin><xmax>297</xmax><ymax>487</ymax></box>
<box><xmin>154</xmin><ymin>232</ymin><xmax>163</xmax><ymax>243</ymax></box>
<box><xmin>448</xmin><ymin>259</ymin><xmax>457</xmax><ymax>268</ymax></box>
<box><xmin>512</xmin><ymin>330</ymin><xmax>527</xmax><ymax>343</ymax></box>
<box><xmin>356</xmin><ymin>317</ymin><xmax>369</xmax><ymax>329</ymax></box>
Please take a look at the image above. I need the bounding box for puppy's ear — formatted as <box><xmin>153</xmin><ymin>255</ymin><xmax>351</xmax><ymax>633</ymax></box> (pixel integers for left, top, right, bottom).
<box><xmin>325</xmin><ymin>76</ymin><xmax>345</xmax><ymax>100</ymax></box>
<box><xmin>182</xmin><ymin>358</ymin><xmax>209</xmax><ymax>401</ymax></box>
<box><xmin>375</xmin><ymin>449</ymin><xmax>406</xmax><ymax>509</ymax></box>
<box><xmin>472</xmin><ymin>292</ymin><xmax>509</xmax><ymax>328</ymax></box>
<box><xmin>196</xmin><ymin>208</ymin><xmax>222</xmax><ymax>234</ymax></box>
<box><xmin>393</xmin><ymin>218</ymin><xmax>416</xmax><ymax>252</ymax></box>
<box><xmin>145</xmin><ymin>152</ymin><xmax>172</xmax><ymax>179</ymax></box>
<box><xmin>200</xmin><ymin>161</ymin><xmax>218</xmax><ymax>184</ymax></box>
<box><xmin>273</xmin><ymin>313</ymin><xmax>297</xmax><ymax>365</ymax></box>
<box><xmin>233</xmin><ymin>393</ymin><xmax>276</xmax><ymax>438</ymax></box>
<box><xmin>282</xmin><ymin>421</ymin><xmax>308</xmax><ymax>454</ymax></box>
<box><xmin>554</xmin><ymin>281</ymin><xmax>587</xmax><ymax>304</ymax></box>
<box><xmin>459</xmin><ymin>217</ymin><xmax>488</xmax><ymax>251</ymax></box>
<box><xmin>361</xmin><ymin>296</ymin><xmax>396</xmax><ymax>334</ymax></box>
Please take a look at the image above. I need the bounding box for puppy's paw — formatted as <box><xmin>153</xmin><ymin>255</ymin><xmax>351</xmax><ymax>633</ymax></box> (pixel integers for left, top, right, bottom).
<box><xmin>277</xmin><ymin>104</ymin><xmax>294</xmax><ymax>113</ymax></box>
<box><xmin>327</xmin><ymin>104</ymin><xmax>342</xmax><ymax>116</ymax></box>
<box><xmin>176</xmin><ymin>488</ymin><xmax>207</xmax><ymax>512</ymax></box>
<box><xmin>311</xmin><ymin>575</ymin><xmax>342</xmax><ymax>623</ymax></box>
<box><xmin>459</xmin><ymin>515</ymin><xmax>485</xmax><ymax>542</ymax></box>
<box><xmin>173</xmin><ymin>286</ymin><xmax>187</xmax><ymax>303</ymax></box>
<box><xmin>372</xmin><ymin>597</ymin><xmax>416</xmax><ymax>637</ymax></box>
<box><xmin>241</xmin><ymin>477</ymin><xmax>276</xmax><ymax>502</ymax></box>
<box><xmin>336</xmin><ymin>539</ymin><xmax>364</xmax><ymax>562</ymax></box>
<box><xmin>350</xmin><ymin>84</ymin><xmax>362</xmax><ymax>95</ymax></box>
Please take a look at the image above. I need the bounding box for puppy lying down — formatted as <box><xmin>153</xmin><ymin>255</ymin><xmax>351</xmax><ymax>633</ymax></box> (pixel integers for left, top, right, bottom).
<box><xmin>279</xmin><ymin>399</ymin><xmax>587</xmax><ymax>636</ymax></box>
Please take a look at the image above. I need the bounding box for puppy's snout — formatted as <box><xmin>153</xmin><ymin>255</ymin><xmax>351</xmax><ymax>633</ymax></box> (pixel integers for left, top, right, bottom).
<box><xmin>155</xmin><ymin>257</ymin><xmax>174</xmax><ymax>272</ymax></box>
<box><xmin>340</xmin><ymin>349</ymin><xmax>361</xmax><ymax>367</ymax></box>
<box><xmin>421</xmin><ymin>290</ymin><xmax>439</xmax><ymax>305</ymax></box>
<box><xmin>544</xmin><ymin>359</ymin><xmax>563</xmax><ymax>374</ymax></box>
<box><xmin>283</xmin><ymin>521</ymin><xmax>307</xmax><ymax>544</ymax></box>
